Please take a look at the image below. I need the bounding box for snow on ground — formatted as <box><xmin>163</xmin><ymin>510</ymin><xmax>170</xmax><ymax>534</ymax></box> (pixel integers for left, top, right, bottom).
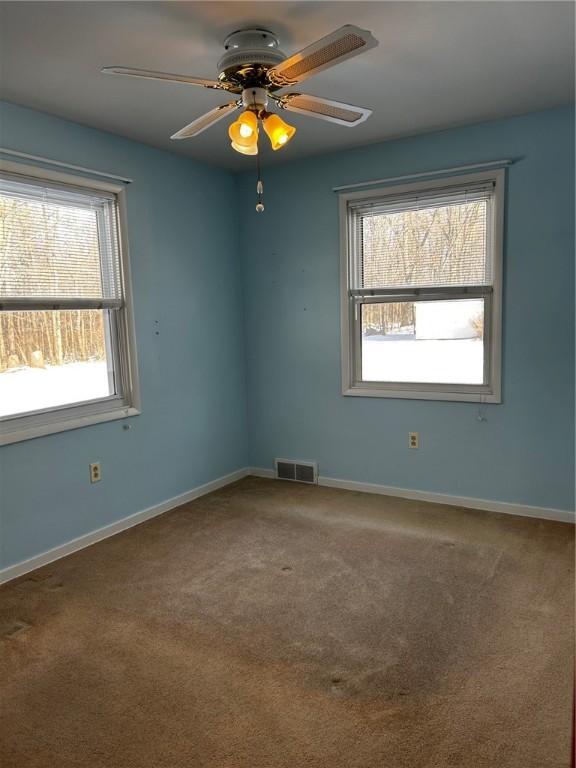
<box><xmin>0</xmin><ymin>360</ymin><xmax>111</xmax><ymax>417</ymax></box>
<box><xmin>362</xmin><ymin>336</ymin><xmax>483</xmax><ymax>384</ymax></box>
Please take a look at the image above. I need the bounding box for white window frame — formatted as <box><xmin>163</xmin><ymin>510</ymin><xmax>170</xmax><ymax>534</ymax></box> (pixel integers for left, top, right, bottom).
<box><xmin>339</xmin><ymin>169</ymin><xmax>504</xmax><ymax>403</ymax></box>
<box><xmin>0</xmin><ymin>160</ymin><xmax>140</xmax><ymax>445</ymax></box>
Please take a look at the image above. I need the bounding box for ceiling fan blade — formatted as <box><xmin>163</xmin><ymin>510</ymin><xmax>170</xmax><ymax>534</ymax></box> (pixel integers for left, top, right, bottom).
<box><xmin>101</xmin><ymin>66</ymin><xmax>235</xmax><ymax>91</ymax></box>
<box><xmin>266</xmin><ymin>25</ymin><xmax>378</xmax><ymax>87</ymax></box>
<box><xmin>170</xmin><ymin>101</ymin><xmax>241</xmax><ymax>140</ymax></box>
<box><xmin>278</xmin><ymin>93</ymin><xmax>372</xmax><ymax>126</ymax></box>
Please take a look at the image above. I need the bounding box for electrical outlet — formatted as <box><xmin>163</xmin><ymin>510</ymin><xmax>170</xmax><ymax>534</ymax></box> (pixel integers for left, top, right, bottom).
<box><xmin>408</xmin><ymin>432</ymin><xmax>419</xmax><ymax>449</ymax></box>
<box><xmin>89</xmin><ymin>462</ymin><xmax>101</xmax><ymax>483</ymax></box>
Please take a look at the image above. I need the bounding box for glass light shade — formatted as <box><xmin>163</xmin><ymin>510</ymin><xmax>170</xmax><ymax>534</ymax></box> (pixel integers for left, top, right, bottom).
<box><xmin>262</xmin><ymin>113</ymin><xmax>296</xmax><ymax>151</ymax></box>
<box><xmin>230</xmin><ymin>140</ymin><xmax>258</xmax><ymax>156</ymax></box>
<box><xmin>228</xmin><ymin>111</ymin><xmax>258</xmax><ymax>148</ymax></box>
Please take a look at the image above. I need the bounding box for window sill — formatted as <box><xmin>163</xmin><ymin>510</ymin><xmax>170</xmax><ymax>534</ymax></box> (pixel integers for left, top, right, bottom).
<box><xmin>0</xmin><ymin>404</ymin><xmax>141</xmax><ymax>446</ymax></box>
<box><xmin>343</xmin><ymin>385</ymin><xmax>501</xmax><ymax>403</ymax></box>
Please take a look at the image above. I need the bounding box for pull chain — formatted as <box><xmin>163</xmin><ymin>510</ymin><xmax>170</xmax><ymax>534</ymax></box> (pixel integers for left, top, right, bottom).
<box><xmin>253</xmin><ymin>90</ymin><xmax>264</xmax><ymax>213</ymax></box>
<box><xmin>256</xmin><ymin>150</ymin><xmax>264</xmax><ymax>213</ymax></box>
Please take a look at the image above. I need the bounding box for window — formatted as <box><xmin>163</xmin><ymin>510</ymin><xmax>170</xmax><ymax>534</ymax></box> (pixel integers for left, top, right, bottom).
<box><xmin>340</xmin><ymin>170</ymin><xmax>504</xmax><ymax>402</ymax></box>
<box><xmin>0</xmin><ymin>161</ymin><xmax>139</xmax><ymax>444</ymax></box>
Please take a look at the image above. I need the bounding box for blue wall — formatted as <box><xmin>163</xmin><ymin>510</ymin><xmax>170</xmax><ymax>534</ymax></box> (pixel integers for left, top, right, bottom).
<box><xmin>238</xmin><ymin>106</ymin><xmax>575</xmax><ymax>511</ymax></box>
<box><xmin>0</xmin><ymin>101</ymin><xmax>248</xmax><ymax>569</ymax></box>
<box><xmin>1</xmin><ymin>104</ymin><xmax>573</xmax><ymax>571</ymax></box>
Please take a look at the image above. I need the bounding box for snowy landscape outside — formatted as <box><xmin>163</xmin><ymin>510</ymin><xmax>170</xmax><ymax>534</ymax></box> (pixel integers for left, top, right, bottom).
<box><xmin>0</xmin><ymin>360</ymin><xmax>111</xmax><ymax>417</ymax></box>
<box><xmin>361</xmin><ymin>298</ymin><xmax>484</xmax><ymax>384</ymax></box>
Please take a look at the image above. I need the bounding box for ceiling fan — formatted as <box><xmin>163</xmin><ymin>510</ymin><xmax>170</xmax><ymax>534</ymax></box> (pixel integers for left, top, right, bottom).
<box><xmin>102</xmin><ymin>24</ymin><xmax>378</xmax><ymax>209</ymax></box>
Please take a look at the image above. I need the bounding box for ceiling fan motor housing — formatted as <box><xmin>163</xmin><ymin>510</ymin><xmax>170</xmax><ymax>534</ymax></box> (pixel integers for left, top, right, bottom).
<box><xmin>217</xmin><ymin>29</ymin><xmax>286</xmax><ymax>88</ymax></box>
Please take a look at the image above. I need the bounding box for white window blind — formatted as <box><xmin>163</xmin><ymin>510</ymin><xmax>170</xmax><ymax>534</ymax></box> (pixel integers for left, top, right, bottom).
<box><xmin>348</xmin><ymin>182</ymin><xmax>494</xmax><ymax>290</ymax></box>
<box><xmin>0</xmin><ymin>174</ymin><xmax>123</xmax><ymax>307</ymax></box>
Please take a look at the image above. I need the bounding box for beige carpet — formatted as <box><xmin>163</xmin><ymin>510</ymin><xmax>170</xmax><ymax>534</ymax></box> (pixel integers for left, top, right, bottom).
<box><xmin>0</xmin><ymin>477</ymin><xmax>573</xmax><ymax>768</ymax></box>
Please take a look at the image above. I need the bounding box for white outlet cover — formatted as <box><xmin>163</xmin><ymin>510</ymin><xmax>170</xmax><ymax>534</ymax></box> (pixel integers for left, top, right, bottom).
<box><xmin>89</xmin><ymin>463</ymin><xmax>101</xmax><ymax>482</ymax></box>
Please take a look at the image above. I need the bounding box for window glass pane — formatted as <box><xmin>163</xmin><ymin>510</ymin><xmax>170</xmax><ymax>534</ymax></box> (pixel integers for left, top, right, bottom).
<box><xmin>361</xmin><ymin>299</ymin><xmax>484</xmax><ymax>384</ymax></box>
<box><xmin>0</xmin><ymin>309</ymin><xmax>115</xmax><ymax>418</ymax></box>
<box><xmin>361</xmin><ymin>200</ymin><xmax>489</xmax><ymax>289</ymax></box>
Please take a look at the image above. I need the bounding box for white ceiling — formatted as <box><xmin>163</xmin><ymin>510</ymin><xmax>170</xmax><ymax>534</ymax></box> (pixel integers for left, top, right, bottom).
<box><xmin>0</xmin><ymin>2</ymin><xmax>574</xmax><ymax>171</ymax></box>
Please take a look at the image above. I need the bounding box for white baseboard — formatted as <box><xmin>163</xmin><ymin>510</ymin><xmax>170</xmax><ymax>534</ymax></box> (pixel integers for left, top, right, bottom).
<box><xmin>248</xmin><ymin>467</ymin><xmax>574</xmax><ymax>524</ymax></box>
<box><xmin>0</xmin><ymin>467</ymin><xmax>250</xmax><ymax>585</ymax></box>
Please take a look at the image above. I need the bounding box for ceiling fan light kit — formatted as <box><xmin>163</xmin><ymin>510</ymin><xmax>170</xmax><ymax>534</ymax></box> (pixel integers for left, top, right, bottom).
<box><xmin>102</xmin><ymin>24</ymin><xmax>378</xmax><ymax>210</ymax></box>
<box><xmin>227</xmin><ymin>87</ymin><xmax>295</xmax><ymax>156</ymax></box>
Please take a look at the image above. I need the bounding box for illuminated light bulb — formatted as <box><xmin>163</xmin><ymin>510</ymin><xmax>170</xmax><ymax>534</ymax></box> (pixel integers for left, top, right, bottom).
<box><xmin>256</xmin><ymin>203</ymin><xmax>264</xmax><ymax>213</ymax></box>
<box><xmin>262</xmin><ymin>112</ymin><xmax>296</xmax><ymax>151</ymax></box>
<box><xmin>230</xmin><ymin>140</ymin><xmax>258</xmax><ymax>156</ymax></box>
<box><xmin>228</xmin><ymin>110</ymin><xmax>258</xmax><ymax>150</ymax></box>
